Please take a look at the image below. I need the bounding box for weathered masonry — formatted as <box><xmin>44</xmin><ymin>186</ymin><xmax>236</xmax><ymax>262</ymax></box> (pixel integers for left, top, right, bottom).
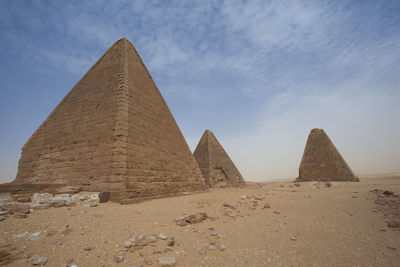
<box><xmin>193</xmin><ymin>130</ymin><xmax>246</xmax><ymax>188</ymax></box>
<box><xmin>12</xmin><ymin>38</ymin><xmax>207</xmax><ymax>203</ymax></box>
<box><xmin>296</xmin><ymin>128</ymin><xmax>358</xmax><ymax>182</ymax></box>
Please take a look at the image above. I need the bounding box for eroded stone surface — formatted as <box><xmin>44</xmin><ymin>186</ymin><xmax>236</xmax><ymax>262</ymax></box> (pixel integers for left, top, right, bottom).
<box><xmin>296</xmin><ymin>128</ymin><xmax>358</xmax><ymax>182</ymax></box>
<box><xmin>10</xmin><ymin>38</ymin><xmax>206</xmax><ymax>203</ymax></box>
<box><xmin>193</xmin><ymin>130</ymin><xmax>245</xmax><ymax>188</ymax></box>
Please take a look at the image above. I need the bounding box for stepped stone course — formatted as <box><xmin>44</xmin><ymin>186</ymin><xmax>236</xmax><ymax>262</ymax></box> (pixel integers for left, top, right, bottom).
<box><xmin>193</xmin><ymin>130</ymin><xmax>245</xmax><ymax>187</ymax></box>
<box><xmin>296</xmin><ymin>128</ymin><xmax>358</xmax><ymax>182</ymax></box>
<box><xmin>9</xmin><ymin>38</ymin><xmax>207</xmax><ymax>202</ymax></box>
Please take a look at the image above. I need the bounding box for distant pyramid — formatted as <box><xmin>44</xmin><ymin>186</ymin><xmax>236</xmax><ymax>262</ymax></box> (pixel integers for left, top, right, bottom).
<box><xmin>13</xmin><ymin>38</ymin><xmax>207</xmax><ymax>203</ymax></box>
<box><xmin>296</xmin><ymin>128</ymin><xmax>358</xmax><ymax>182</ymax></box>
<box><xmin>193</xmin><ymin>130</ymin><xmax>245</xmax><ymax>187</ymax></box>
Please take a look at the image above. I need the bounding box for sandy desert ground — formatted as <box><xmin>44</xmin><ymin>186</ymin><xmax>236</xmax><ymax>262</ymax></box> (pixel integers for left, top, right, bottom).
<box><xmin>1</xmin><ymin>174</ymin><xmax>399</xmax><ymax>267</ymax></box>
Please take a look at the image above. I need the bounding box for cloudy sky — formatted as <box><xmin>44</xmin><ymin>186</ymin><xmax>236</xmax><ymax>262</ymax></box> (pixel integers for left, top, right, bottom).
<box><xmin>0</xmin><ymin>0</ymin><xmax>399</xmax><ymax>183</ymax></box>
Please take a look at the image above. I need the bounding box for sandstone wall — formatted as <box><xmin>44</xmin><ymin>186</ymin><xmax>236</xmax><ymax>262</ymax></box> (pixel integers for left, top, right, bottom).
<box><xmin>13</xmin><ymin>38</ymin><xmax>207</xmax><ymax>202</ymax></box>
<box><xmin>15</xmin><ymin>41</ymin><xmax>123</xmax><ymax>191</ymax></box>
<box><xmin>297</xmin><ymin>128</ymin><xmax>358</xmax><ymax>182</ymax></box>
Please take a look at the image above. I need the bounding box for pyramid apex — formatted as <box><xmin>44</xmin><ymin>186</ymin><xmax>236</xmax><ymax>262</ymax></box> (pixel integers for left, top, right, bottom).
<box><xmin>116</xmin><ymin>37</ymin><xmax>131</xmax><ymax>46</ymax></box>
<box><xmin>311</xmin><ymin>128</ymin><xmax>323</xmax><ymax>132</ymax></box>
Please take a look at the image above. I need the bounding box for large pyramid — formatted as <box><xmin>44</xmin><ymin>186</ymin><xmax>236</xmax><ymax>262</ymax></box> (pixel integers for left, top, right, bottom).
<box><xmin>193</xmin><ymin>130</ymin><xmax>245</xmax><ymax>187</ymax></box>
<box><xmin>12</xmin><ymin>38</ymin><xmax>207</xmax><ymax>203</ymax></box>
<box><xmin>296</xmin><ymin>128</ymin><xmax>358</xmax><ymax>182</ymax></box>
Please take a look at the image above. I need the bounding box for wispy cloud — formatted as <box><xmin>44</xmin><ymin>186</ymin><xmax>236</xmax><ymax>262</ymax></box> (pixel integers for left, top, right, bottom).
<box><xmin>0</xmin><ymin>0</ymin><xmax>399</xmax><ymax>181</ymax></box>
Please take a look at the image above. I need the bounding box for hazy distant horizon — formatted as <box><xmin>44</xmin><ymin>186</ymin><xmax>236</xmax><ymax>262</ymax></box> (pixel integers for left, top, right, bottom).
<box><xmin>1</xmin><ymin>1</ymin><xmax>399</xmax><ymax>184</ymax></box>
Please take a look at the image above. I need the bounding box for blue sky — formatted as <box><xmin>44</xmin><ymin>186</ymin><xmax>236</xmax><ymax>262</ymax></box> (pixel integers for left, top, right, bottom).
<box><xmin>0</xmin><ymin>0</ymin><xmax>399</xmax><ymax>183</ymax></box>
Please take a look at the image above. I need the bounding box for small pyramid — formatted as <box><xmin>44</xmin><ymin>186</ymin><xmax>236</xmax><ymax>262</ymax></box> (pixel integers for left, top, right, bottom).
<box><xmin>13</xmin><ymin>38</ymin><xmax>207</xmax><ymax>202</ymax></box>
<box><xmin>296</xmin><ymin>128</ymin><xmax>358</xmax><ymax>182</ymax></box>
<box><xmin>193</xmin><ymin>130</ymin><xmax>245</xmax><ymax>187</ymax></box>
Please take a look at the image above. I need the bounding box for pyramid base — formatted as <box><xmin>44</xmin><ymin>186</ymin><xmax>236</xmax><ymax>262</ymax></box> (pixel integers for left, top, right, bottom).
<box><xmin>295</xmin><ymin>176</ymin><xmax>359</xmax><ymax>182</ymax></box>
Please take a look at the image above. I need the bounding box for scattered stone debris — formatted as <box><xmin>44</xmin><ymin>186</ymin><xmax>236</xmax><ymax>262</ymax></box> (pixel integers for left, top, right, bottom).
<box><xmin>262</xmin><ymin>203</ymin><xmax>271</xmax><ymax>209</ymax></box>
<box><xmin>0</xmin><ymin>192</ymin><xmax>101</xmax><ymax>221</ymax></box>
<box><xmin>157</xmin><ymin>233</ymin><xmax>168</xmax><ymax>240</ymax></box>
<box><xmin>122</xmin><ymin>234</ymin><xmax>174</xmax><ymax>252</ymax></box>
<box><xmin>32</xmin><ymin>256</ymin><xmax>48</xmax><ymax>265</ymax></box>
<box><xmin>370</xmin><ymin>189</ymin><xmax>400</xmax><ymax>229</ymax></box>
<box><xmin>167</xmin><ymin>238</ymin><xmax>175</xmax><ymax>247</ymax></box>
<box><xmin>0</xmin><ymin>243</ymin><xmax>22</xmax><ymax>265</ymax></box>
<box><xmin>273</xmin><ymin>211</ymin><xmax>281</xmax><ymax>214</ymax></box>
<box><xmin>210</xmin><ymin>230</ymin><xmax>219</xmax><ymax>236</ymax></box>
<box><xmin>13</xmin><ymin>212</ymin><xmax>28</xmax><ymax>218</ymax></box>
<box><xmin>383</xmin><ymin>190</ymin><xmax>394</xmax><ymax>196</ymax></box>
<box><xmin>175</xmin><ymin>212</ymin><xmax>207</xmax><ymax>226</ymax></box>
<box><xmin>197</xmin><ymin>243</ymin><xmax>210</xmax><ymax>255</ymax></box>
<box><xmin>290</xmin><ymin>236</ymin><xmax>297</xmax><ymax>241</ymax></box>
<box><xmin>84</xmin><ymin>246</ymin><xmax>92</xmax><ymax>251</ymax></box>
<box><xmin>99</xmin><ymin>191</ymin><xmax>110</xmax><ymax>203</ymax></box>
<box><xmin>223</xmin><ymin>203</ymin><xmax>236</xmax><ymax>209</ymax></box>
<box><xmin>158</xmin><ymin>256</ymin><xmax>176</xmax><ymax>266</ymax></box>
<box><xmin>388</xmin><ymin>221</ymin><xmax>400</xmax><ymax>228</ymax></box>
<box><xmin>28</xmin><ymin>231</ymin><xmax>41</xmax><ymax>241</ymax></box>
<box><xmin>46</xmin><ymin>230</ymin><xmax>57</xmax><ymax>237</ymax></box>
<box><xmin>114</xmin><ymin>255</ymin><xmax>124</xmax><ymax>263</ymax></box>
<box><xmin>218</xmin><ymin>244</ymin><xmax>226</xmax><ymax>251</ymax></box>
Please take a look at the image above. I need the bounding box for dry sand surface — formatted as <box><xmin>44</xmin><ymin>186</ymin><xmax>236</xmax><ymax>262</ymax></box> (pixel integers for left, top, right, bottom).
<box><xmin>1</xmin><ymin>175</ymin><xmax>400</xmax><ymax>267</ymax></box>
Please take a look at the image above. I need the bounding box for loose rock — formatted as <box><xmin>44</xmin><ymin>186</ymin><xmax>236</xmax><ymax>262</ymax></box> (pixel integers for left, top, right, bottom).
<box><xmin>114</xmin><ymin>255</ymin><xmax>124</xmax><ymax>263</ymax></box>
<box><xmin>31</xmin><ymin>193</ymin><xmax>53</xmax><ymax>204</ymax></box>
<box><xmin>0</xmin><ymin>244</ymin><xmax>22</xmax><ymax>265</ymax></box>
<box><xmin>158</xmin><ymin>256</ymin><xmax>176</xmax><ymax>266</ymax></box>
<box><xmin>32</xmin><ymin>256</ymin><xmax>48</xmax><ymax>265</ymax></box>
<box><xmin>218</xmin><ymin>244</ymin><xmax>226</xmax><ymax>251</ymax></box>
<box><xmin>175</xmin><ymin>212</ymin><xmax>207</xmax><ymax>226</ymax></box>
<box><xmin>383</xmin><ymin>191</ymin><xmax>394</xmax><ymax>196</ymax></box>
<box><xmin>262</xmin><ymin>203</ymin><xmax>271</xmax><ymax>209</ymax></box>
<box><xmin>99</xmin><ymin>191</ymin><xmax>110</xmax><ymax>203</ymax></box>
<box><xmin>167</xmin><ymin>238</ymin><xmax>175</xmax><ymax>247</ymax></box>
<box><xmin>13</xmin><ymin>212</ymin><xmax>27</xmax><ymax>219</ymax></box>
<box><xmin>157</xmin><ymin>233</ymin><xmax>168</xmax><ymax>240</ymax></box>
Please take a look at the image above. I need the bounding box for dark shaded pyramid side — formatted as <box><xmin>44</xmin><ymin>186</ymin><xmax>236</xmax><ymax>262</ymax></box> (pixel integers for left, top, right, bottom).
<box><xmin>193</xmin><ymin>130</ymin><xmax>245</xmax><ymax>187</ymax></box>
<box><xmin>296</xmin><ymin>128</ymin><xmax>358</xmax><ymax>182</ymax></box>
<box><xmin>13</xmin><ymin>38</ymin><xmax>207</xmax><ymax>202</ymax></box>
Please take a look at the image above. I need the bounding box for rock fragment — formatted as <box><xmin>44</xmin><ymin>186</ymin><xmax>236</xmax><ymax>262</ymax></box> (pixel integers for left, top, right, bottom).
<box><xmin>99</xmin><ymin>191</ymin><xmax>110</xmax><ymax>203</ymax></box>
<box><xmin>0</xmin><ymin>243</ymin><xmax>22</xmax><ymax>265</ymax></box>
<box><xmin>158</xmin><ymin>256</ymin><xmax>176</xmax><ymax>266</ymax></box>
<box><xmin>223</xmin><ymin>203</ymin><xmax>236</xmax><ymax>209</ymax></box>
<box><xmin>218</xmin><ymin>244</ymin><xmax>226</xmax><ymax>251</ymax></box>
<box><xmin>383</xmin><ymin>191</ymin><xmax>394</xmax><ymax>196</ymax></box>
<box><xmin>32</xmin><ymin>256</ymin><xmax>48</xmax><ymax>265</ymax></box>
<box><xmin>262</xmin><ymin>203</ymin><xmax>271</xmax><ymax>209</ymax></box>
<box><xmin>167</xmin><ymin>238</ymin><xmax>175</xmax><ymax>247</ymax></box>
<box><xmin>157</xmin><ymin>233</ymin><xmax>168</xmax><ymax>240</ymax></box>
<box><xmin>114</xmin><ymin>255</ymin><xmax>124</xmax><ymax>263</ymax></box>
<box><xmin>175</xmin><ymin>212</ymin><xmax>207</xmax><ymax>226</ymax></box>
